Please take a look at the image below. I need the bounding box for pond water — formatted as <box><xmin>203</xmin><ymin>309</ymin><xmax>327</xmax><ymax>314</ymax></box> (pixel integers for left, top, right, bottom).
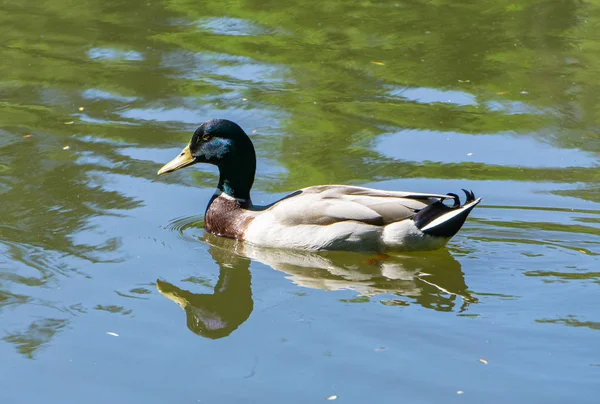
<box><xmin>1</xmin><ymin>0</ymin><xmax>599</xmax><ymax>403</ymax></box>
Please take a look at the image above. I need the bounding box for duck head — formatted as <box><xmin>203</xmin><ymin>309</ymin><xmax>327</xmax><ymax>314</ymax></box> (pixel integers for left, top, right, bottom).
<box><xmin>157</xmin><ymin>119</ymin><xmax>256</xmax><ymax>200</ymax></box>
<box><xmin>157</xmin><ymin>119</ymin><xmax>255</xmax><ymax>174</ymax></box>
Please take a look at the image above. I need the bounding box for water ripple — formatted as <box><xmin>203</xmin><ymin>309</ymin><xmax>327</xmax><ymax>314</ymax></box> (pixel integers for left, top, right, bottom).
<box><xmin>165</xmin><ymin>215</ymin><xmax>204</xmax><ymax>243</ymax></box>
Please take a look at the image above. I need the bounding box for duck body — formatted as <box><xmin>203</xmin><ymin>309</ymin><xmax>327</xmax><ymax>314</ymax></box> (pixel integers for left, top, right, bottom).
<box><xmin>205</xmin><ymin>185</ymin><xmax>479</xmax><ymax>252</ymax></box>
<box><xmin>158</xmin><ymin>119</ymin><xmax>481</xmax><ymax>252</ymax></box>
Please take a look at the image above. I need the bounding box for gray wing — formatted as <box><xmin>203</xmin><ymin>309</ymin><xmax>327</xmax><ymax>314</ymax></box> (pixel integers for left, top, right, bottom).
<box><xmin>268</xmin><ymin>185</ymin><xmax>449</xmax><ymax>226</ymax></box>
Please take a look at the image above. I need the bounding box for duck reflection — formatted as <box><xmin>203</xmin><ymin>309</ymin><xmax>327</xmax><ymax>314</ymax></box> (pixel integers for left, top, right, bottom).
<box><xmin>158</xmin><ymin>232</ymin><xmax>475</xmax><ymax>339</ymax></box>
<box><xmin>207</xmin><ymin>233</ymin><xmax>476</xmax><ymax>310</ymax></box>
<box><xmin>212</xmin><ymin>234</ymin><xmax>475</xmax><ymax>311</ymax></box>
<box><xmin>156</xmin><ymin>246</ymin><xmax>253</xmax><ymax>339</ymax></box>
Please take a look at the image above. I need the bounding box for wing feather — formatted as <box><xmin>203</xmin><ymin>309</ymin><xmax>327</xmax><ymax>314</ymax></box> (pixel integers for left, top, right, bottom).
<box><xmin>304</xmin><ymin>185</ymin><xmax>450</xmax><ymax>200</ymax></box>
<box><xmin>271</xmin><ymin>193</ymin><xmax>383</xmax><ymax>226</ymax></box>
<box><xmin>266</xmin><ymin>185</ymin><xmax>448</xmax><ymax>227</ymax></box>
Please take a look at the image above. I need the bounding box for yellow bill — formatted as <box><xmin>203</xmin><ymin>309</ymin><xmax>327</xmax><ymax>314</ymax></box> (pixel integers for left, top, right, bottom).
<box><xmin>157</xmin><ymin>144</ymin><xmax>195</xmax><ymax>175</ymax></box>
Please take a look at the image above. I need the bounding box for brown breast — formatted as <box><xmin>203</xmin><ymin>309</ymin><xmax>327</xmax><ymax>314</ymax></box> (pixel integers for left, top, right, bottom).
<box><xmin>205</xmin><ymin>196</ymin><xmax>254</xmax><ymax>239</ymax></box>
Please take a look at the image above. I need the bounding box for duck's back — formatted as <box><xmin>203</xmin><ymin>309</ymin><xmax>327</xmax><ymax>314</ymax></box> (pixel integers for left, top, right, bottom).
<box><xmin>242</xmin><ymin>185</ymin><xmax>450</xmax><ymax>251</ymax></box>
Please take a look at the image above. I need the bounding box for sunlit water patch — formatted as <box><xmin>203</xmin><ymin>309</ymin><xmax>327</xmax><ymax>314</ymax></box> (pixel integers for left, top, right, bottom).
<box><xmin>87</xmin><ymin>48</ymin><xmax>144</xmax><ymax>62</ymax></box>
<box><xmin>376</xmin><ymin>129</ymin><xmax>599</xmax><ymax>168</ymax></box>
<box><xmin>386</xmin><ymin>86</ymin><xmax>477</xmax><ymax>106</ymax></box>
<box><xmin>120</xmin><ymin>103</ymin><xmax>285</xmax><ymax>131</ymax></box>
<box><xmin>162</xmin><ymin>51</ymin><xmax>290</xmax><ymax>86</ymax></box>
<box><xmin>81</xmin><ymin>89</ymin><xmax>138</xmax><ymax>103</ymax></box>
<box><xmin>196</xmin><ymin>17</ymin><xmax>276</xmax><ymax>37</ymax></box>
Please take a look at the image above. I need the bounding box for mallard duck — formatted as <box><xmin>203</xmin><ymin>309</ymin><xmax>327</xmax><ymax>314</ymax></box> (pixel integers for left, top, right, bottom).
<box><xmin>157</xmin><ymin>119</ymin><xmax>481</xmax><ymax>252</ymax></box>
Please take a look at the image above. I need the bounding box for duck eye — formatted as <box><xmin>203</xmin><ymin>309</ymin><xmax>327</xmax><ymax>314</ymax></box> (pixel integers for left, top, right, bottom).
<box><xmin>202</xmin><ymin>134</ymin><xmax>212</xmax><ymax>141</ymax></box>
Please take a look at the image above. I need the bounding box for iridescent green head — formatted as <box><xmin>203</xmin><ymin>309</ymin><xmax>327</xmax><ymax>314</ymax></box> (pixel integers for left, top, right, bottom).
<box><xmin>158</xmin><ymin>119</ymin><xmax>256</xmax><ymax>200</ymax></box>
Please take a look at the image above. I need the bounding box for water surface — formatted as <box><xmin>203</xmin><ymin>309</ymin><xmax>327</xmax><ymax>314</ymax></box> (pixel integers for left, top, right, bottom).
<box><xmin>1</xmin><ymin>0</ymin><xmax>599</xmax><ymax>403</ymax></box>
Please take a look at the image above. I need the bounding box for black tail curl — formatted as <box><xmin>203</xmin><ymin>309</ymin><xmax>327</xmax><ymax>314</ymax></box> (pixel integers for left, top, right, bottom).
<box><xmin>413</xmin><ymin>189</ymin><xmax>480</xmax><ymax>238</ymax></box>
<box><xmin>443</xmin><ymin>189</ymin><xmax>475</xmax><ymax>209</ymax></box>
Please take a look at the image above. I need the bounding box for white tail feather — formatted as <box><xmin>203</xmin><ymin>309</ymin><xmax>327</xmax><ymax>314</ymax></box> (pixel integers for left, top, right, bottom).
<box><xmin>420</xmin><ymin>198</ymin><xmax>481</xmax><ymax>232</ymax></box>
